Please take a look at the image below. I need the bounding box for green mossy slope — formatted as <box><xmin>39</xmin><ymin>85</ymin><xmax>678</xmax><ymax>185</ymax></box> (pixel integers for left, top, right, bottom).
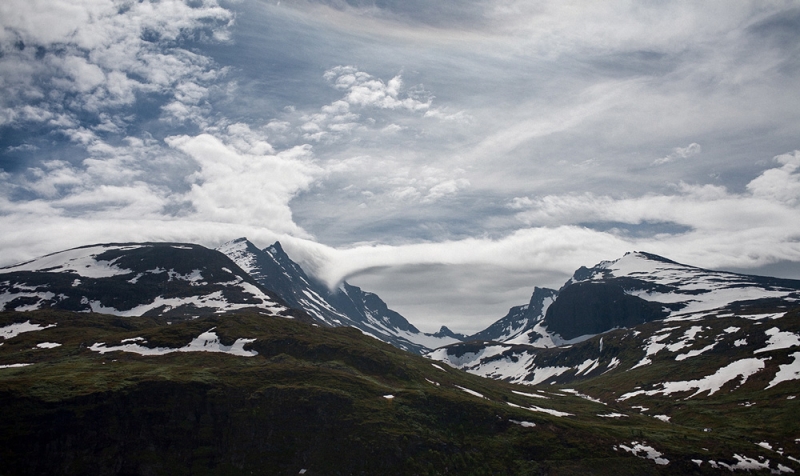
<box><xmin>1</xmin><ymin>310</ymin><xmax>796</xmax><ymax>475</ymax></box>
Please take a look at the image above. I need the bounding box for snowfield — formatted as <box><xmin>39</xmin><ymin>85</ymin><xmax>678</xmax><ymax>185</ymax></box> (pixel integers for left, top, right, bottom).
<box><xmin>1</xmin><ymin>244</ymin><xmax>142</xmax><ymax>278</ymax></box>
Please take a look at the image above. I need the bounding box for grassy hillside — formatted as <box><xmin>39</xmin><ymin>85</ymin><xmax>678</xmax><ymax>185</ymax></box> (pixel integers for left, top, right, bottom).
<box><xmin>1</xmin><ymin>309</ymin><xmax>797</xmax><ymax>475</ymax></box>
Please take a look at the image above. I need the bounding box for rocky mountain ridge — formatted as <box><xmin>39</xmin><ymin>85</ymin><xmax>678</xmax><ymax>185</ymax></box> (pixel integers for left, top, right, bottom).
<box><xmin>216</xmin><ymin>237</ymin><xmax>462</xmax><ymax>354</ymax></box>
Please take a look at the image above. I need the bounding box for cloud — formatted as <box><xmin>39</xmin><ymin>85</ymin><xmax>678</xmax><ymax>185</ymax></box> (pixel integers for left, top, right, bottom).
<box><xmin>258</xmin><ymin>150</ymin><xmax>800</xmax><ymax>330</ymax></box>
<box><xmin>0</xmin><ymin>0</ymin><xmax>232</xmax><ymax>133</ymax></box>
<box><xmin>653</xmin><ymin>142</ymin><xmax>701</xmax><ymax>165</ymax></box>
<box><xmin>746</xmin><ymin>151</ymin><xmax>800</xmax><ymax>206</ymax></box>
<box><xmin>166</xmin><ymin>133</ymin><xmax>321</xmax><ymax>236</ymax></box>
<box><xmin>267</xmin><ymin>150</ymin><xmax>800</xmax><ymax>292</ymax></box>
<box><xmin>507</xmin><ymin>196</ymin><xmax>533</xmax><ymax>210</ymax></box>
<box><xmin>324</xmin><ymin>66</ymin><xmax>431</xmax><ymax>111</ymax></box>
<box><xmin>423</xmin><ymin>178</ymin><xmax>470</xmax><ymax>202</ymax></box>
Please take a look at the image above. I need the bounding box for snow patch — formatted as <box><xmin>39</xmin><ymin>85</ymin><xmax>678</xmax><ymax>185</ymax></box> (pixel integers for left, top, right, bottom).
<box><xmin>754</xmin><ymin>327</ymin><xmax>800</xmax><ymax>354</ymax></box>
<box><xmin>0</xmin><ymin>290</ymin><xmax>56</xmax><ymax>311</ymax></box>
<box><xmin>575</xmin><ymin>358</ymin><xmax>600</xmax><ymax>375</ymax></box>
<box><xmin>84</xmin><ymin>289</ymin><xmax>282</xmax><ymax>317</ymax></box>
<box><xmin>615</xmin><ymin>441</ymin><xmax>669</xmax><ymax>465</ymax></box>
<box><xmin>35</xmin><ymin>342</ymin><xmax>61</xmax><ymax>349</ymax></box>
<box><xmin>512</xmin><ymin>390</ymin><xmax>549</xmax><ymax>399</ymax></box>
<box><xmin>560</xmin><ymin>388</ymin><xmax>605</xmax><ymax>404</ymax></box>
<box><xmin>509</xmin><ymin>420</ymin><xmax>536</xmax><ymax>428</ymax></box>
<box><xmin>455</xmin><ymin>385</ymin><xmax>486</xmax><ymax>399</ymax></box>
<box><xmin>89</xmin><ymin>328</ymin><xmax>258</xmax><ymax>357</ymax></box>
<box><xmin>675</xmin><ymin>342</ymin><xmax>717</xmax><ymax>361</ymax></box>
<box><xmin>2</xmin><ymin>245</ymin><xmax>140</xmax><ymax>277</ymax></box>
<box><xmin>0</xmin><ymin>320</ymin><xmax>56</xmax><ymax>339</ymax></box>
<box><xmin>619</xmin><ymin>358</ymin><xmax>767</xmax><ymax>400</ymax></box>
<box><xmin>709</xmin><ymin>454</ymin><xmax>774</xmax><ymax>472</ymax></box>
<box><xmin>605</xmin><ymin>357</ymin><xmax>621</xmax><ymax>372</ymax></box>
<box><xmin>0</xmin><ymin>363</ymin><xmax>33</xmax><ymax>369</ymax></box>
<box><xmin>631</xmin><ymin>331</ymin><xmax>672</xmax><ymax>369</ymax></box>
<box><xmin>524</xmin><ymin>365</ymin><xmax>572</xmax><ymax>385</ymax></box>
<box><xmin>767</xmin><ymin>352</ymin><xmax>800</xmax><ymax>389</ymax></box>
<box><xmin>508</xmin><ymin>402</ymin><xmax>573</xmax><ymax>417</ymax></box>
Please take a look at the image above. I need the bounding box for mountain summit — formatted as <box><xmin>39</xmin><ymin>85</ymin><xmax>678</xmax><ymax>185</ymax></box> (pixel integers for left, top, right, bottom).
<box><xmin>549</xmin><ymin>251</ymin><xmax>800</xmax><ymax>339</ymax></box>
<box><xmin>0</xmin><ymin>242</ymin><xmax>298</xmax><ymax>321</ymax></box>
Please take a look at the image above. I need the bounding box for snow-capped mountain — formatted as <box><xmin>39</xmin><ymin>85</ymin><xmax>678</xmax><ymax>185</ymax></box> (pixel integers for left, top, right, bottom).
<box><xmin>217</xmin><ymin>238</ymin><xmax>463</xmax><ymax>354</ymax></box>
<box><xmin>547</xmin><ymin>251</ymin><xmax>800</xmax><ymax>339</ymax></box>
<box><xmin>431</xmin><ymin>251</ymin><xmax>800</xmax><ymax>386</ymax></box>
<box><xmin>0</xmin><ymin>243</ymin><xmax>300</xmax><ymax>321</ymax></box>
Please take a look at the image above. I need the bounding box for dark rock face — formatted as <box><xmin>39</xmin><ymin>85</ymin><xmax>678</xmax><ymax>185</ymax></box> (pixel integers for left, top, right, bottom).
<box><xmin>543</xmin><ymin>282</ymin><xmax>670</xmax><ymax>340</ymax></box>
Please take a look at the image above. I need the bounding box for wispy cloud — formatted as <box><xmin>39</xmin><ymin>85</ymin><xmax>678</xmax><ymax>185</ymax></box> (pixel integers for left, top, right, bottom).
<box><xmin>653</xmin><ymin>143</ymin><xmax>701</xmax><ymax>166</ymax></box>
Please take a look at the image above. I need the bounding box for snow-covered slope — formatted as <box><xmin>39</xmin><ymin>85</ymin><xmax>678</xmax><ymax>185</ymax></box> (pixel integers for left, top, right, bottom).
<box><xmin>431</xmin><ymin>251</ymin><xmax>800</xmax><ymax>387</ymax></box>
<box><xmin>0</xmin><ymin>243</ymin><xmax>295</xmax><ymax>320</ymax></box>
<box><xmin>431</xmin><ymin>306</ymin><xmax>800</xmax><ymax>395</ymax></box>
<box><xmin>569</xmin><ymin>251</ymin><xmax>800</xmax><ymax>319</ymax></box>
<box><xmin>217</xmin><ymin>238</ymin><xmax>463</xmax><ymax>354</ymax></box>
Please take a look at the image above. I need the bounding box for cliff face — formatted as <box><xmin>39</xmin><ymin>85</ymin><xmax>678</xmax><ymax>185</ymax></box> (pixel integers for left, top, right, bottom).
<box><xmin>543</xmin><ymin>281</ymin><xmax>669</xmax><ymax>340</ymax></box>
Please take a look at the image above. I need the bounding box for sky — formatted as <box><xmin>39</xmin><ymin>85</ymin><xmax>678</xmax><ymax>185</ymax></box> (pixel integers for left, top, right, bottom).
<box><xmin>1</xmin><ymin>0</ymin><xmax>800</xmax><ymax>334</ymax></box>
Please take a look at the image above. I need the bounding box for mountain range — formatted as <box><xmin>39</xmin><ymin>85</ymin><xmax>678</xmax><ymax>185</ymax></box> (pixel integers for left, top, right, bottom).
<box><xmin>2</xmin><ymin>240</ymin><xmax>800</xmax><ymax>473</ymax></box>
<box><xmin>430</xmin><ymin>251</ymin><xmax>800</xmax><ymax>385</ymax></box>
<box><xmin>216</xmin><ymin>237</ymin><xmax>464</xmax><ymax>354</ymax></box>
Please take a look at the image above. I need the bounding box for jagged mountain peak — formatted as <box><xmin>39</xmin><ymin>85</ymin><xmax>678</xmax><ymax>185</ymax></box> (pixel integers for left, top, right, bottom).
<box><xmin>216</xmin><ymin>238</ymin><xmax>263</xmax><ymax>274</ymax></box>
<box><xmin>265</xmin><ymin>241</ymin><xmax>286</xmax><ymax>256</ymax></box>
<box><xmin>430</xmin><ymin>325</ymin><xmax>468</xmax><ymax>340</ymax></box>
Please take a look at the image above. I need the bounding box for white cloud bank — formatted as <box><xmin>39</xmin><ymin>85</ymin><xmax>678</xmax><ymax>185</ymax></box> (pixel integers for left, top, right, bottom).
<box><xmin>295</xmin><ymin>150</ymin><xmax>800</xmax><ymax>287</ymax></box>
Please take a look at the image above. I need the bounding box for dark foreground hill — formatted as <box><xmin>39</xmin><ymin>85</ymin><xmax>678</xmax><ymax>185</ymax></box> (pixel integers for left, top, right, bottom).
<box><xmin>2</xmin><ymin>310</ymin><xmax>799</xmax><ymax>475</ymax></box>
